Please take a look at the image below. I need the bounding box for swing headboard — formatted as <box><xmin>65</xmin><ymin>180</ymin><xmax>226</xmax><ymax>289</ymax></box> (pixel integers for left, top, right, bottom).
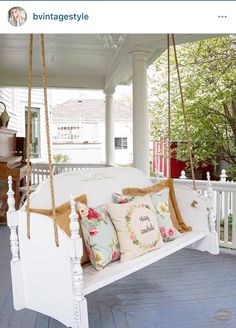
<box><xmin>29</xmin><ymin>167</ymin><xmax>153</xmax><ymax>209</ymax></box>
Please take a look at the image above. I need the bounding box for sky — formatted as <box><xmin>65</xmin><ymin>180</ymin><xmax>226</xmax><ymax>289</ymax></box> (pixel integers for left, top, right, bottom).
<box><xmin>50</xmin><ymin>85</ymin><xmax>132</xmax><ymax>108</ymax></box>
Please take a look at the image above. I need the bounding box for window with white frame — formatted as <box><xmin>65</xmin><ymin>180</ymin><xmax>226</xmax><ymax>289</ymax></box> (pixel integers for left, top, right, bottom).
<box><xmin>114</xmin><ymin>137</ymin><xmax>128</xmax><ymax>149</ymax></box>
<box><xmin>25</xmin><ymin>107</ymin><xmax>41</xmax><ymax>158</ymax></box>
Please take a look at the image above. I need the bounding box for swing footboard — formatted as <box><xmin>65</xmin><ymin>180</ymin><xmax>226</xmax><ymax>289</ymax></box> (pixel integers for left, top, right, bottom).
<box><xmin>8</xmin><ymin>210</ymin><xmax>88</xmax><ymax>328</ymax></box>
<box><xmin>174</xmin><ymin>186</ymin><xmax>219</xmax><ymax>255</ymax></box>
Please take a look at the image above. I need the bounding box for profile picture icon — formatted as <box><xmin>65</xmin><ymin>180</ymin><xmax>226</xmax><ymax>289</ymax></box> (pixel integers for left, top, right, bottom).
<box><xmin>8</xmin><ymin>7</ymin><xmax>27</xmax><ymax>27</ymax></box>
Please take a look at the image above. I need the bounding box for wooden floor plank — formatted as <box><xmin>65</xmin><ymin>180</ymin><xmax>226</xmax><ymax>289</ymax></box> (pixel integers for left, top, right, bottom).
<box><xmin>88</xmin><ymin>312</ymin><xmax>103</xmax><ymax>328</ymax></box>
<box><xmin>48</xmin><ymin>318</ymin><xmax>65</xmax><ymax>328</ymax></box>
<box><xmin>19</xmin><ymin>309</ymin><xmax>37</xmax><ymax>328</ymax></box>
<box><xmin>7</xmin><ymin>308</ymin><xmax>26</xmax><ymax>328</ymax></box>
<box><xmin>98</xmin><ymin>304</ymin><xmax>116</xmax><ymax>328</ymax></box>
<box><xmin>126</xmin><ymin>312</ymin><xmax>156</xmax><ymax>328</ymax></box>
<box><xmin>0</xmin><ymin>273</ymin><xmax>12</xmax><ymax>314</ymax></box>
<box><xmin>112</xmin><ymin>309</ymin><xmax>129</xmax><ymax>328</ymax></box>
<box><xmin>0</xmin><ymin>291</ymin><xmax>14</xmax><ymax>328</ymax></box>
<box><xmin>121</xmin><ymin>298</ymin><xmax>236</xmax><ymax>327</ymax></box>
<box><xmin>35</xmin><ymin>313</ymin><xmax>50</xmax><ymax>328</ymax></box>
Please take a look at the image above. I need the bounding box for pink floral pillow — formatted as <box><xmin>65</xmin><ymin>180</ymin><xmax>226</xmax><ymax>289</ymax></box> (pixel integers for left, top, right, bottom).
<box><xmin>149</xmin><ymin>188</ymin><xmax>180</xmax><ymax>241</ymax></box>
<box><xmin>112</xmin><ymin>192</ymin><xmax>135</xmax><ymax>204</ymax></box>
<box><xmin>77</xmin><ymin>203</ymin><xmax>120</xmax><ymax>271</ymax></box>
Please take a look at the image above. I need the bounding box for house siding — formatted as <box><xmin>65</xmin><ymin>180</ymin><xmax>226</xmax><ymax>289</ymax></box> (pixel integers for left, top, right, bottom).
<box><xmin>15</xmin><ymin>88</ymin><xmax>50</xmax><ymax>162</ymax></box>
<box><xmin>53</xmin><ymin>118</ymin><xmax>133</xmax><ymax>165</ymax></box>
<box><xmin>0</xmin><ymin>88</ymin><xmax>50</xmax><ymax>162</ymax></box>
<box><xmin>1</xmin><ymin>90</ymin><xmax>133</xmax><ymax>165</ymax></box>
<box><xmin>52</xmin><ymin>99</ymin><xmax>133</xmax><ymax>165</ymax></box>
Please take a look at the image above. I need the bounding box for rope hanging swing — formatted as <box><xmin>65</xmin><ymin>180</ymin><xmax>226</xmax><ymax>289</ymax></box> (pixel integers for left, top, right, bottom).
<box><xmin>25</xmin><ymin>34</ymin><xmax>196</xmax><ymax>245</ymax></box>
<box><xmin>26</xmin><ymin>34</ymin><xmax>59</xmax><ymax>246</ymax></box>
<box><xmin>167</xmin><ymin>34</ymin><xmax>196</xmax><ymax>191</ymax></box>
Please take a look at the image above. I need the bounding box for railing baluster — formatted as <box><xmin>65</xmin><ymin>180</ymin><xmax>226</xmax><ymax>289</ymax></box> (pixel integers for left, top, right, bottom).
<box><xmin>224</xmin><ymin>191</ymin><xmax>229</xmax><ymax>243</ymax></box>
<box><xmin>216</xmin><ymin>191</ymin><xmax>221</xmax><ymax>242</ymax></box>
<box><xmin>29</xmin><ymin>163</ymin><xmax>236</xmax><ymax>250</ymax></box>
<box><xmin>32</xmin><ymin>168</ymin><xmax>35</xmax><ymax>185</ymax></box>
<box><xmin>31</xmin><ymin>163</ymin><xmax>107</xmax><ymax>185</ymax></box>
<box><xmin>232</xmin><ymin>192</ymin><xmax>236</xmax><ymax>248</ymax></box>
<box><xmin>228</xmin><ymin>191</ymin><xmax>232</xmax><ymax>215</ymax></box>
<box><xmin>37</xmin><ymin>168</ymin><xmax>39</xmax><ymax>185</ymax></box>
<box><xmin>172</xmin><ymin>175</ymin><xmax>236</xmax><ymax>249</ymax></box>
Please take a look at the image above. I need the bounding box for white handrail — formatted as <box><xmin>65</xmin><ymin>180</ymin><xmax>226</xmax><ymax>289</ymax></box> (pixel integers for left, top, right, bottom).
<box><xmin>30</xmin><ymin>165</ymin><xmax>236</xmax><ymax>250</ymax></box>
<box><xmin>31</xmin><ymin>163</ymin><xmax>108</xmax><ymax>185</ymax></box>
<box><xmin>152</xmin><ymin>169</ymin><xmax>236</xmax><ymax>250</ymax></box>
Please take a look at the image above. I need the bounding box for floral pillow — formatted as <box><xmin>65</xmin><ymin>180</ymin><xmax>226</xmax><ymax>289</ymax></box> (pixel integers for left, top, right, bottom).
<box><xmin>107</xmin><ymin>195</ymin><xmax>164</xmax><ymax>262</ymax></box>
<box><xmin>112</xmin><ymin>192</ymin><xmax>135</xmax><ymax>204</ymax></box>
<box><xmin>77</xmin><ymin>203</ymin><xmax>120</xmax><ymax>271</ymax></box>
<box><xmin>150</xmin><ymin>188</ymin><xmax>180</xmax><ymax>242</ymax></box>
<box><xmin>113</xmin><ymin>190</ymin><xmax>180</xmax><ymax>242</ymax></box>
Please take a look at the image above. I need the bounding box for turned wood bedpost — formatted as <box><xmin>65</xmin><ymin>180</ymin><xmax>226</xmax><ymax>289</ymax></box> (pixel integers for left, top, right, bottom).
<box><xmin>206</xmin><ymin>172</ymin><xmax>219</xmax><ymax>254</ymax></box>
<box><xmin>7</xmin><ymin>176</ymin><xmax>25</xmax><ymax>310</ymax></box>
<box><xmin>69</xmin><ymin>195</ymin><xmax>89</xmax><ymax>328</ymax></box>
<box><xmin>206</xmin><ymin>172</ymin><xmax>216</xmax><ymax>233</ymax></box>
<box><xmin>7</xmin><ymin>176</ymin><xmax>20</xmax><ymax>263</ymax></box>
<box><xmin>7</xmin><ymin>176</ymin><xmax>16</xmax><ymax>212</ymax></box>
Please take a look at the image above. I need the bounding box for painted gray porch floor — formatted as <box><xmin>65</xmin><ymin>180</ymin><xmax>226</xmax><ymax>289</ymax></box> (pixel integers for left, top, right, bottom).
<box><xmin>1</xmin><ymin>226</ymin><xmax>236</xmax><ymax>328</ymax></box>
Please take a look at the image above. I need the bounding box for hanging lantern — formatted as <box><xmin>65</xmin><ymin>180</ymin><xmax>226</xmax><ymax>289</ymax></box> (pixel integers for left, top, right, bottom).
<box><xmin>0</xmin><ymin>102</ymin><xmax>10</xmax><ymax>128</ymax></box>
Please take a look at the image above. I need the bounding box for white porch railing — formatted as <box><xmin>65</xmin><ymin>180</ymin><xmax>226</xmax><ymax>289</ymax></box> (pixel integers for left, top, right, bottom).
<box><xmin>31</xmin><ymin>163</ymin><xmax>108</xmax><ymax>186</ymax></box>
<box><xmin>173</xmin><ymin>170</ymin><xmax>236</xmax><ymax>250</ymax></box>
<box><xmin>31</xmin><ymin>164</ymin><xmax>236</xmax><ymax>250</ymax></box>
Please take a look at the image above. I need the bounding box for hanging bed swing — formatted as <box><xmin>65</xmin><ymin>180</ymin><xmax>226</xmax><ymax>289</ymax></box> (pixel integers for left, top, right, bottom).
<box><xmin>7</xmin><ymin>34</ymin><xmax>219</xmax><ymax>328</ymax></box>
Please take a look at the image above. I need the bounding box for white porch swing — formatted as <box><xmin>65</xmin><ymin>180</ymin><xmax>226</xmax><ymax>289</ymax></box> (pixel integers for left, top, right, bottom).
<box><xmin>7</xmin><ymin>34</ymin><xmax>219</xmax><ymax>328</ymax></box>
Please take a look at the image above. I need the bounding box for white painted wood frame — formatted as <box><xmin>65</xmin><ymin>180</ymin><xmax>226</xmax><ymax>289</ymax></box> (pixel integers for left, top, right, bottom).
<box><xmin>7</xmin><ymin>167</ymin><xmax>219</xmax><ymax>327</ymax></box>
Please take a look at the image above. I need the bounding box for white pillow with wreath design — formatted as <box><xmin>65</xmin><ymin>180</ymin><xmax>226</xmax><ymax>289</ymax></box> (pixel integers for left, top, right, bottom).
<box><xmin>106</xmin><ymin>195</ymin><xmax>164</xmax><ymax>262</ymax></box>
<box><xmin>113</xmin><ymin>190</ymin><xmax>180</xmax><ymax>242</ymax></box>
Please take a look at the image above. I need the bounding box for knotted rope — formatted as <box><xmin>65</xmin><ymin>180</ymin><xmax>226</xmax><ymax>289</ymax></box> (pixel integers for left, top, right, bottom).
<box><xmin>171</xmin><ymin>34</ymin><xmax>196</xmax><ymax>190</ymax></box>
<box><xmin>26</xmin><ymin>34</ymin><xmax>59</xmax><ymax>246</ymax></box>
<box><xmin>26</xmin><ymin>34</ymin><xmax>33</xmax><ymax>239</ymax></box>
<box><xmin>41</xmin><ymin>34</ymin><xmax>59</xmax><ymax>246</ymax></box>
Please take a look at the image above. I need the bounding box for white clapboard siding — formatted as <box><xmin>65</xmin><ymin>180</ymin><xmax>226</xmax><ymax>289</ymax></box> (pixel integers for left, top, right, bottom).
<box><xmin>12</xmin><ymin>88</ymin><xmax>49</xmax><ymax>162</ymax></box>
<box><xmin>0</xmin><ymin>88</ymin><xmax>47</xmax><ymax>157</ymax></box>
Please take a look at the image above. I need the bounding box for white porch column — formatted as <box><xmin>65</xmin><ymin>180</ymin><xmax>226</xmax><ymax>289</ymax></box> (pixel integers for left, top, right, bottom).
<box><xmin>104</xmin><ymin>88</ymin><xmax>115</xmax><ymax>166</ymax></box>
<box><xmin>131</xmin><ymin>50</ymin><xmax>149</xmax><ymax>176</ymax></box>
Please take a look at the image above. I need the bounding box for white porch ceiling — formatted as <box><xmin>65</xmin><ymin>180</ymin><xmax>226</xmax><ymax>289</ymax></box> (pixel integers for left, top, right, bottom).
<box><xmin>0</xmin><ymin>34</ymin><xmax>219</xmax><ymax>90</ymax></box>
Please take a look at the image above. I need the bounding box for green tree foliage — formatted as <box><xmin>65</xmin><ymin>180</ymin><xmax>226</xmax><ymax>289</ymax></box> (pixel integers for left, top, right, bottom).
<box><xmin>149</xmin><ymin>35</ymin><xmax>236</xmax><ymax>178</ymax></box>
<box><xmin>53</xmin><ymin>153</ymin><xmax>70</xmax><ymax>164</ymax></box>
